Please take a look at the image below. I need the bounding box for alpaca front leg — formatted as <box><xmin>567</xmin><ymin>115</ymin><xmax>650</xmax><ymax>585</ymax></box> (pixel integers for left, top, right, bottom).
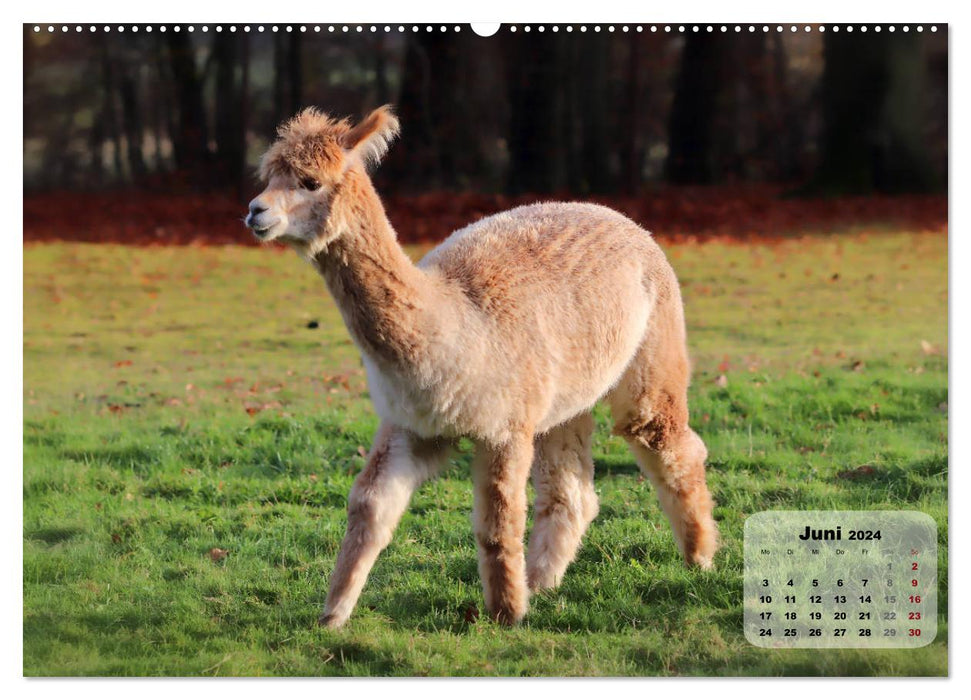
<box><xmin>472</xmin><ymin>435</ymin><xmax>534</xmax><ymax>625</ymax></box>
<box><xmin>319</xmin><ymin>424</ymin><xmax>451</xmax><ymax>628</ymax></box>
<box><xmin>527</xmin><ymin>413</ymin><xmax>599</xmax><ymax>592</ymax></box>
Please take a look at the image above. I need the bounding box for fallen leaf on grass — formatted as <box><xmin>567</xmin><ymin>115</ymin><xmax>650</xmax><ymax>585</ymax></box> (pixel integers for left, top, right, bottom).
<box><xmin>244</xmin><ymin>401</ymin><xmax>283</xmax><ymax>416</ymax></box>
<box><xmin>837</xmin><ymin>464</ymin><xmax>879</xmax><ymax>480</ymax></box>
<box><xmin>113</xmin><ymin>360</ymin><xmax>133</xmax><ymax>368</ymax></box>
<box><xmin>920</xmin><ymin>340</ymin><xmax>940</xmax><ymax>356</ymax></box>
<box><xmin>323</xmin><ymin>373</ymin><xmax>352</xmax><ymax>391</ymax></box>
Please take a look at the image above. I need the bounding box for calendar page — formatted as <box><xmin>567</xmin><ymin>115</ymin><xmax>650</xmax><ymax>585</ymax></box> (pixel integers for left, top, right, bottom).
<box><xmin>744</xmin><ymin>511</ymin><xmax>937</xmax><ymax>648</ymax></box>
<box><xmin>22</xmin><ymin>16</ymin><xmax>948</xmax><ymax>678</ymax></box>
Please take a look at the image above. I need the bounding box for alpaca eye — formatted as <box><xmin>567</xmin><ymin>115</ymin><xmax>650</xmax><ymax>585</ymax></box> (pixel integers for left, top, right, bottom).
<box><xmin>300</xmin><ymin>176</ymin><xmax>320</xmax><ymax>191</ymax></box>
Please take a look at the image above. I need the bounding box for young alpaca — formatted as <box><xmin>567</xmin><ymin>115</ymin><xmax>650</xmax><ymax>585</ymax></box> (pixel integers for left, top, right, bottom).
<box><xmin>245</xmin><ymin>106</ymin><xmax>719</xmax><ymax>628</ymax></box>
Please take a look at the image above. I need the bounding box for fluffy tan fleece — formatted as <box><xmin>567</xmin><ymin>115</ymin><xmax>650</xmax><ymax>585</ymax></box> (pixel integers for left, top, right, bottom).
<box><xmin>247</xmin><ymin>107</ymin><xmax>719</xmax><ymax>628</ymax></box>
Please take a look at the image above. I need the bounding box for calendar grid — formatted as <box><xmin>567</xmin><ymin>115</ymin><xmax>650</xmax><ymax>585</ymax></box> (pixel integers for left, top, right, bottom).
<box><xmin>744</xmin><ymin>511</ymin><xmax>937</xmax><ymax>649</ymax></box>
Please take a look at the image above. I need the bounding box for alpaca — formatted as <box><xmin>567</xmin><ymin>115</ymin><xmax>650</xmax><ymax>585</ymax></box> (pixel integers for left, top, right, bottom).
<box><xmin>245</xmin><ymin>106</ymin><xmax>719</xmax><ymax>628</ymax></box>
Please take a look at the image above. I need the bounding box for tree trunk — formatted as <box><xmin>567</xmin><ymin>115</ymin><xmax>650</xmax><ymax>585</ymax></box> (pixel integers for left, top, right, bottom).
<box><xmin>273</xmin><ymin>33</ymin><xmax>287</xmax><ymax>128</ymax></box>
<box><xmin>877</xmin><ymin>33</ymin><xmax>937</xmax><ymax>192</ymax></box>
<box><xmin>578</xmin><ymin>32</ymin><xmax>614</xmax><ymax>193</ymax></box>
<box><xmin>621</xmin><ymin>34</ymin><xmax>642</xmax><ymax>194</ymax></box>
<box><xmin>504</xmin><ymin>32</ymin><xmax>561</xmax><ymax>194</ymax></box>
<box><xmin>665</xmin><ymin>33</ymin><xmax>725</xmax><ymax>184</ymax></box>
<box><xmin>100</xmin><ymin>40</ymin><xmax>124</xmax><ymax>181</ymax></box>
<box><xmin>118</xmin><ymin>56</ymin><xmax>147</xmax><ymax>180</ymax></box>
<box><xmin>766</xmin><ymin>33</ymin><xmax>800</xmax><ymax>180</ymax></box>
<box><xmin>165</xmin><ymin>32</ymin><xmax>208</xmax><ymax>175</ymax></box>
<box><xmin>213</xmin><ymin>32</ymin><xmax>242</xmax><ymax>181</ymax></box>
<box><xmin>808</xmin><ymin>31</ymin><xmax>937</xmax><ymax>194</ymax></box>
<box><xmin>387</xmin><ymin>33</ymin><xmax>490</xmax><ymax>190</ymax></box>
<box><xmin>385</xmin><ymin>35</ymin><xmax>434</xmax><ymax>186</ymax></box>
<box><xmin>271</xmin><ymin>34</ymin><xmax>303</xmax><ymax>125</ymax></box>
<box><xmin>288</xmin><ymin>33</ymin><xmax>303</xmax><ymax>116</ymax></box>
<box><xmin>152</xmin><ymin>35</ymin><xmax>169</xmax><ymax>172</ymax></box>
<box><xmin>373</xmin><ymin>34</ymin><xmax>390</xmax><ymax>106</ymax></box>
<box><xmin>563</xmin><ymin>38</ymin><xmax>584</xmax><ymax>193</ymax></box>
<box><xmin>238</xmin><ymin>34</ymin><xmax>251</xmax><ymax>199</ymax></box>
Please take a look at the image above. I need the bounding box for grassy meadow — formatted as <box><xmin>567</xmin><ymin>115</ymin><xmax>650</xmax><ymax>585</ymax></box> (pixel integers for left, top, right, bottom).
<box><xmin>23</xmin><ymin>230</ymin><xmax>948</xmax><ymax>676</ymax></box>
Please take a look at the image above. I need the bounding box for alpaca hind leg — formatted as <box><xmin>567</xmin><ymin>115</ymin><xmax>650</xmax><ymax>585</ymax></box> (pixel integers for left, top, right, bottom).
<box><xmin>319</xmin><ymin>424</ymin><xmax>452</xmax><ymax>628</ymax></box>
<box><xmin>623</xmin><ymin>425</ymin><xmax>718</xmax><ymax>569</ymax></box>
<box><xmin>608</xmin><ymin>330</ymin><xmax>719</xmax><ymax>569</ymax></box>
<box><xmin>471</xmin><ymin>435</ymin><xmax>534</xmax><ymax>625</ymax></box>
<box><xmin>526</xmin><ymin>412</ymin><xmax>599</xmax><ymax>592</ymax></box>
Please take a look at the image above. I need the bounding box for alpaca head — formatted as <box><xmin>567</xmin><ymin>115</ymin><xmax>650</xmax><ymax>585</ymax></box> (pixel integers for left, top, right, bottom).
<box><xmin>245</xmin><ymin>105</ymin><xmax>399</xmax><ymax>252</ymax></box>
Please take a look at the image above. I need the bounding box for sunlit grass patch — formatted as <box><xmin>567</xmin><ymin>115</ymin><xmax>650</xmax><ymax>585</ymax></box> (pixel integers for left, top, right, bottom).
<box><xmin>23</xmin><ymin>232</ymin><xmax>947</xmax><ymax>676</ymax></box>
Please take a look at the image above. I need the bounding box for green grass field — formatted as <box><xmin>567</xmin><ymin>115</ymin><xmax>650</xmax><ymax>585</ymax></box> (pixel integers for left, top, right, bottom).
<box><xmin>23</xmin><ymin>230</ymin><xmax>948</xmax><ymax>676</ymax></box>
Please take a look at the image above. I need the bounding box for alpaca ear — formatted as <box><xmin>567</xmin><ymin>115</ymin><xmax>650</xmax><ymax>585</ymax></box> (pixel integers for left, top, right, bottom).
<box><xmin>340</xmin><ymin>105</ymin><xmax>400</xmax><ymax>168</ymax></box>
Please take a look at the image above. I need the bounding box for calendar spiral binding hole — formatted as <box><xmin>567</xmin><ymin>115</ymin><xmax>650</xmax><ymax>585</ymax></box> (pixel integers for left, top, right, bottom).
<box><xmin>31</xmin><ymin>24</ymin><xmax>940</xmax><ymax>35</ymax></box>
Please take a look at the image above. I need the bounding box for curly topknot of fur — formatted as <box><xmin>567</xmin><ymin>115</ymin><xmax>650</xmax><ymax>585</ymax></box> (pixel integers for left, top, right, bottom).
<box><xmin>259</xmin><ymin>108</ymin><xmax>351</xmax><ymax>183</ymax></box>
<box><xmin>258</xmin><ymin>106</ymin><xmax>400</xmax><ymax>184</ymax></box>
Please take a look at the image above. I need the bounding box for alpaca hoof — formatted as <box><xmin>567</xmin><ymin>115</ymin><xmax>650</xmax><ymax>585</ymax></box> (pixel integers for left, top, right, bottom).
<box><xmin>682</xmin><ymin>516</ymin><xmax>719</xmax><ymax>571</ymax></box>
<box><xmin>491</xmin><ymin>609</ymin><xmax>525</xmax><ymax>626</ymax></box>
<box><xmin>488</xmin><ymin>599</ymin><xmax>529</xmax><ymax>626</ymax></box>
<box><xmin>526</xmin><ymin>568</ymin><xmax>561</xmax><ymax>593</ymax></box>
<box><xmin>317</xmin><ymin>611</ymin><xmax>348</xmax><ymax>629</ymax></box>
<box><xmin>685</xmin><ymin>531</ymin><xmax>719</xmax><ymax>570</ymax></box>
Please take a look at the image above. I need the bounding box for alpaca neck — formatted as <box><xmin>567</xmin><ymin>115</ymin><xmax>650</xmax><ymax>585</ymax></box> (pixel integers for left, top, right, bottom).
<box><xmin>312</xmin><ymin>168</ymin><xmax>438</xmax><ymax>369</ymax></box>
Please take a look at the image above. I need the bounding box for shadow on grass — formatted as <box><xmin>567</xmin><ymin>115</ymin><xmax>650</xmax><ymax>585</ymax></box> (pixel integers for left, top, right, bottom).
<box><xmin>826</xmin><ymin>455</ymin><xmax>947</xmax><ymax>501</ymax></box>
<box><xmin>25</xmin><ymin>525</ymin><xmax>85</xmax><ymax>545</ymax></box>
<box><xmin>60</xmin><ymin>445</ymin><xmax>162</xmax><ymax>473</ymax></box>
<box><xmin>24</xmin><ymin>425</ymin><xmax>67</xmax><ymax>449</ymax></box>
<box><xmin>593</xmin><ymin>456</ymin><xmax>641</xmax><ymax>478</ymax></box>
